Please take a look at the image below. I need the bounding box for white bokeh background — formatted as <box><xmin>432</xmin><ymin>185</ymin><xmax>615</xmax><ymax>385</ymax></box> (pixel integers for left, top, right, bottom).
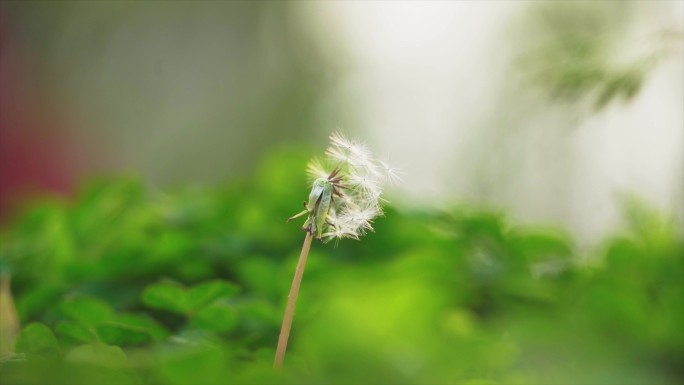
<box><xmin>301</xmin><ymin>1</ymin><xmax>683</xmax><ymax>241</ymax></box>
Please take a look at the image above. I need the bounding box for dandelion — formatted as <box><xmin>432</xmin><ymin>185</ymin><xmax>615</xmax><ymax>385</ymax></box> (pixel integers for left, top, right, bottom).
<box><xmin>379</xmin><ymin>159</ymin><xmax>403</xmax><ymax>186</ymax></box>
<box><xmin>289</xmin><ymin>131</ymin><xmax>394</xmax><ymax>243</ymax></box>
<box><xmin>274</xmin><ymin>131</ymin><xmax>399</xmax><ymax>368</ymax></box>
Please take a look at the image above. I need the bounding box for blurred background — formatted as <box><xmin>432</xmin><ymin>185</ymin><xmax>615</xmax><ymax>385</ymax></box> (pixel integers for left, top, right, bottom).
<box><xmin>1</xmin><ymin>2</ymin><xmax>684</xmax><ymax>385</ymax></box>
<box><xmin>2</xmin><ymin>1</ymin><xmax>682</xmax><ymax>241</ymax></box>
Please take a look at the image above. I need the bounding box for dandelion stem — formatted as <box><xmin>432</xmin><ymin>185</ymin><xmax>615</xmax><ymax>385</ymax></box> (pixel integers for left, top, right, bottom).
<box><xmin>274</xmin><ymin>232</ymin><xmax>313</xmax><ymax>368</ymax></box>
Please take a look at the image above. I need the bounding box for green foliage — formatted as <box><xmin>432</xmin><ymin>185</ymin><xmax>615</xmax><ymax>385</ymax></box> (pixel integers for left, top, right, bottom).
<box><xmin>1</xmin><ymin>150</ymin><xmax>682</xmax><ymax>384</ymax></box>
<box><xmin>519</xmin><ymin>2</ymin><xmax>666</xmax><ymax>109</ymax></box>
<box><xmin>15</xmin><ymin>323</ymin><xmax>60</xmax><ymax>360</ymax></box>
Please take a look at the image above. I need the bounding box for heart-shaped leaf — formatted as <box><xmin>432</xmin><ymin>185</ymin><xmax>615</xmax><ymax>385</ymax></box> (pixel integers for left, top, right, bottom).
<box><xmin>15</xmin><ymin>323</ymin><xmax>60</xmax><ymax>359</ymax></box>
<box><xmin>64</xmin><ymin>343</ymin><xmax>128</xmax><ymax>368</ymax></box>
<box><xmin>142</xmin><ymin>280</ymin><xmax>240</xmax><ymax>316</ymax></box>
<box><xmin>187</xmin><ymin>280</ymin><xmax>240</xmax><ymax>311</ymax></box>
<box><xmin>190</xmin><ymin>303</ymin><xmax>239</xmax><ymax>333</ymax></box>
<box><xmin>55</xmin><ymin>298</ymin><xmax>114</xmax><ymax>326</ymax></box>
<box><xmin>55</xmin><ymin>321</ymin><xmax>94</xmax><ymax>344</ymax></box>
<box><xmin>142</xmin><ymin>282</ymin><xmax>189</xmax><ymax>314</ymax></box>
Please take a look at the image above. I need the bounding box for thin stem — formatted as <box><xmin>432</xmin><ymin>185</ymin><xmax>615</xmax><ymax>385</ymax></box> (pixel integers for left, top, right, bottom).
<box><xmin>274</xmin><ymin>232</ymin><xmax>314</xmax><ymax>369</ymax></box>
<box><xmin>0</xmin><ymin>273</ymin><xmax>19</xmax><ymax>355</ymax></box>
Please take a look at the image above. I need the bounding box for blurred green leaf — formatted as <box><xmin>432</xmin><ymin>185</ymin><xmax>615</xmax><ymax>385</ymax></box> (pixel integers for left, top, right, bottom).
<box><xmin>55</xmin><ymin>321</ymin><xmax>94</xmax><ymax>344</ymax></box>
<box><xmin>142</xmin><ymin>282</ymin><xmax>190</xmax><ymax>315</ymax></box>
<box><xmin>113</xmin><ymin>313</ymin><xmax>169</xmax><ymax>341</ymax></box>
<box><xmin>15</xmin><ymin>323</ymin><xmax>60</xmax><ymax>359</ymax></box>
<box><xmin>190</xmin><ymin>304</ymin><xmax>239</xmax><ymax>333</ymax></box>
<box><xmin>187</xmin><ymin>280</ymin><xmax>240</xmax><ymax>312</ymax></box>
<box><xmin>55</xmin><ymin>298</ymin><xmax>114</xmax><ymax>326</ymax></box>
<box><xmin>152</xmin><ymin>345</ymin><xmax>229</xmax><ymax>385</ymax></box>
<box><xmin>96</xmin><ymin>323</ymin><xmax>152</xmax><ymax>346</ymax></box>
<box><xmin>64</xmin><ymin>343</ymin><xmax>128</xmax><ymax>368</ymax></box>
<box><xmin>519</xmin><ymin>2</ymin><xmax>658</xmax><ymax>109</ymax></box>
<box><xmin>142</xmin><ymin>280</ymin><xmax>240</xmax><ymax>317</ymax></box>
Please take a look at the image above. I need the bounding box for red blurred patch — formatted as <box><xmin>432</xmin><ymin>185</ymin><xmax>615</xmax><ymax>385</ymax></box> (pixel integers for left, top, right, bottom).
<box><xmin>0</xmin><ymin>12</ymin><xmax>79</xmax><ymax>222</ymax></box>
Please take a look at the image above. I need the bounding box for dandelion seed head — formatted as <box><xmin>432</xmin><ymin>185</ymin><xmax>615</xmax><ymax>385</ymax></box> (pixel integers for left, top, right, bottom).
<box><xmin>379</xmin><ymin>159</ymin><xmax>403</xmax><ymax>186</ymax></box>
<box><xmin>325</xmin><ymin>146</ymin><xmax>352</xmax><ymax>164</ymax></box>
<box><xmin>347</xmin><ymin>170</ymin><xmax>382</xmax><ymax>196</ymax></box>
<box><xmin>306</xmin><ymin>157</ymin><xmax>329</xmax><ymax>181</ymax></box>
<box><xmin>329</xmin><ymin>131</ymin><xmax>354</xmax><ymax>150</ymax></box>
<box><xmin>322</xmin><ymin>224</ymin><xmax>359</xmax><ymax>243</ymax></box>
<box><xmin>296</xmin><ymin>131</ymin><xmax>399</xmax><ymax>242</ymax></box>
